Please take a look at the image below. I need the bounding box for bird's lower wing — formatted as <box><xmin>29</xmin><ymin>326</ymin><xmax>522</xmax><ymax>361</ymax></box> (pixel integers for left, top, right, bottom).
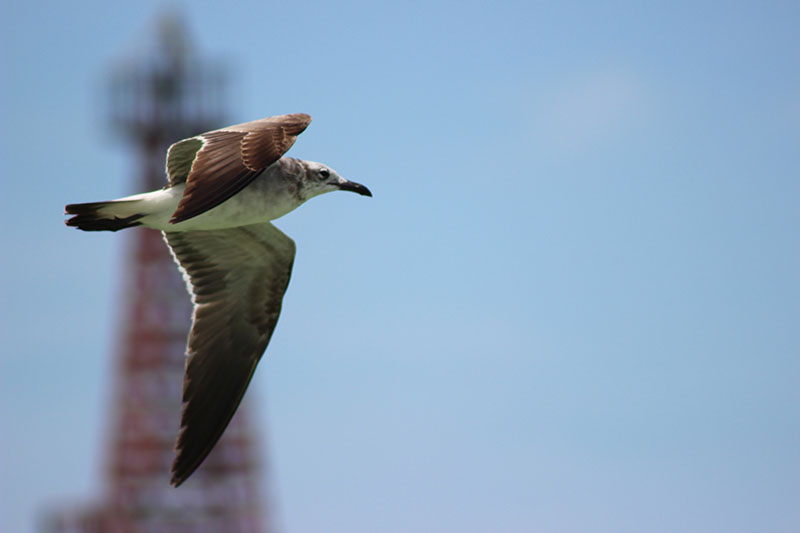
<box><xmin>163</xmin><ymin>223</ymin><xmax>296</xmax><ymax>486</ymax></box>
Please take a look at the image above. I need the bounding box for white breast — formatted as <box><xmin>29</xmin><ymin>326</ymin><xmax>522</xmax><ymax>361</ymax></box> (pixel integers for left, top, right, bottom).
<box><xmin>138</xmin><ymin>179</ymin><xmax>304</xmax><ymax>232</ymax></box>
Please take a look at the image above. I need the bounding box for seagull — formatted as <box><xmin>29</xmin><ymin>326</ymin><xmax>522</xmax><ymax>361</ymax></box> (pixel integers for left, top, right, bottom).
<box><xmin>65</xmin><ymin>113</ymin><xmax>371</xmax><ymax>487</ymax></box>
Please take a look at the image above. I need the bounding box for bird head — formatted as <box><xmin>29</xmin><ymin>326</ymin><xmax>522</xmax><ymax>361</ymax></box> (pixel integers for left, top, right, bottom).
<box><xmin>300</xmin><ymin>160</ymin><xmax>372</xmax><ymax>199</ymax></box>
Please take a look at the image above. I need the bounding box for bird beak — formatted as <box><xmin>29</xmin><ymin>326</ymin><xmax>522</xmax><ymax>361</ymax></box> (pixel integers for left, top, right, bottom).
<box><xmin>337</xmin><ymin>179</ymin><xmax>373</xmax><ymax>197</ymax></box>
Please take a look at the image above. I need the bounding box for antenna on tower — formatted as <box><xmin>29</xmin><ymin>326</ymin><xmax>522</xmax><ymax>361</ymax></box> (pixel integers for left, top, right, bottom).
<box><xmin>110</xmin><ymin>11</ymin><xmax>226</xmax><ymax>135</ymax></box>
<box><xmin>108</xmin><ymin>11</ymin><xmax>226</xmax><ymax>188</ymax></box>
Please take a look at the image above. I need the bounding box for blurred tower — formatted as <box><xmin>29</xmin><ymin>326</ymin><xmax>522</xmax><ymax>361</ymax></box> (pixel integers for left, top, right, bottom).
<box><xmin>45</xmin><ymin>14</ymin><xmax>267</xmax><ymax>533</ymax></box>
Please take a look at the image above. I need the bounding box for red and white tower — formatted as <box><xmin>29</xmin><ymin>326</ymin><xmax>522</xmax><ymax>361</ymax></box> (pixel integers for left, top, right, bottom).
<box><xmin>46</xmin><ymin>14</ymin><xmax>268</xmax><ymax>532</ymax></box>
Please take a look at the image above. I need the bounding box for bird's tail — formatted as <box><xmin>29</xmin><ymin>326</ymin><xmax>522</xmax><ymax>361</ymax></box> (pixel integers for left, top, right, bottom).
<box><xmin>65</xmin><ymin>199</ymin><xmax>146</xmax><ymax>232</ymax></box>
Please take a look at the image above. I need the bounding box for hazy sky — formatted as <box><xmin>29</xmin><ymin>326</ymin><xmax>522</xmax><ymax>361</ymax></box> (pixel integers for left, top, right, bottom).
<box><xmin>2</xmin><ymin>1</ymin><xmax>799</xmax><ymax>532</ymax></box>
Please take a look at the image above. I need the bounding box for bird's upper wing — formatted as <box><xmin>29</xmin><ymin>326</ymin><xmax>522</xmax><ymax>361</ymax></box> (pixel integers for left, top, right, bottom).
<box><xmin>163</xmin><ymin>222</ymin><xmax>296</xmax><ymax>486</ymax></box>
<box><xmin>165</xmin><ymin>113</ymin><xmax>312</xmax><ymax>224</ymax></box>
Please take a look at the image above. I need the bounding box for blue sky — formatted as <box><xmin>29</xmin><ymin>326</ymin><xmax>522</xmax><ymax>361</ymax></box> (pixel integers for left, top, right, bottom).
<box><xmin>2</xmin><ymin>1</ymin><xmax>799</xmax><ymax>531</ymax></box>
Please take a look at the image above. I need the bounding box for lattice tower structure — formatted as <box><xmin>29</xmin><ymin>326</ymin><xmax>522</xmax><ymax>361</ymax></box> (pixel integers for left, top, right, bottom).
<box><xmin>45</xmin><ymin>14</ymin><xmax>267</xmax><ymax>533</ymax></box>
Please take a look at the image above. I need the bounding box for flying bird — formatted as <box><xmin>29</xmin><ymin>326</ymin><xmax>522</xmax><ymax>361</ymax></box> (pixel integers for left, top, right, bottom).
<box><xmin>64</xmin><ymin>113</ymin><xmax>371</xmax><ymax>486</ymax></box>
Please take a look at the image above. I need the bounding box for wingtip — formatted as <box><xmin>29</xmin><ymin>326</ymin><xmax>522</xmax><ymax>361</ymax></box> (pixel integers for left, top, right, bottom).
<box><xmin>285</xmin><ymin>112</ymin><xmax>312</xmax><ymax>135</ymax></box>
<box><xmin>169</xmin><ymin>454</ymin><xmax>192</xmax><ymax>487</ymax></box>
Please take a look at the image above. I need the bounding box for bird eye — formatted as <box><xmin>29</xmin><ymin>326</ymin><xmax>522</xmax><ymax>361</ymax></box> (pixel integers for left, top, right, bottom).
<box><xmin>319</xmin><ymin>168</ymin><xmax>330</xmax><ymax>180</ymax></box>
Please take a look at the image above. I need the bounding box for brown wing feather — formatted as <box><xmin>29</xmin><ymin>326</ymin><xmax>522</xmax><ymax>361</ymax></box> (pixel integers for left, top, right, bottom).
<box><xmin>170</xmin><ymin>113</ymin><xmax>312</xmax><ymax>224</ymax></box>
<box><xmin>239</xmin><ymin>113</ymin><xmax>312</xmax><ymax>170</ymax></box>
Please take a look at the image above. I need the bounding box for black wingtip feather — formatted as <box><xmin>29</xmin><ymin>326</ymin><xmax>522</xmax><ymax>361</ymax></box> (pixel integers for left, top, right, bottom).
<box><xmin>168</xmin><ymin>364</ymin><xmax>259</xmax><ymax>487</ymax></box>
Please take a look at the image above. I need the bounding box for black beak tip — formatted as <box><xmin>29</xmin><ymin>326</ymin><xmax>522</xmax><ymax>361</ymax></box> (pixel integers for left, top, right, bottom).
<box><xmin>340</xmin><ymin>181</ymin><xmax>373</xmax><ymax>197</ymax></box>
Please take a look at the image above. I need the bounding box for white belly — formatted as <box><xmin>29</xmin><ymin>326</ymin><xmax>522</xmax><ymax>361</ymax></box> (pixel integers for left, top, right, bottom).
<box><xmin>131</xmin><ymin>183</ymin><xmax>301</xmax><ymax>232</ymax></box>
